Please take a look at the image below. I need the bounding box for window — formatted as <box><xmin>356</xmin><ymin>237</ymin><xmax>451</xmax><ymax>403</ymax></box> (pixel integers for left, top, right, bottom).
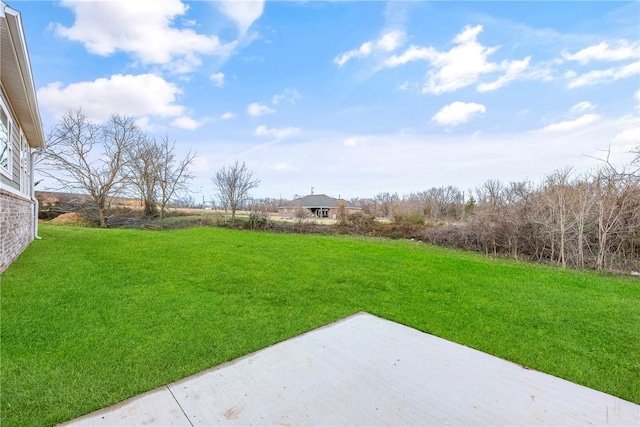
<box><xmin>20</xmin><ymin>131</ymin><xmax>30</xmax><ymax>193</ymax></box>
<box><xmin>0</xmin><ymin>106</ymin><xmax>11</xmax><ymax>178</ymax></box>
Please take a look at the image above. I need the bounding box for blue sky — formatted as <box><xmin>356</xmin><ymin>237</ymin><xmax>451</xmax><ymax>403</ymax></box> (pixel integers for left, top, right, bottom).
<box><xmin>15</xmin><ymin>0</ymin><xmax>640</xmax><ymax>200</ymax></box>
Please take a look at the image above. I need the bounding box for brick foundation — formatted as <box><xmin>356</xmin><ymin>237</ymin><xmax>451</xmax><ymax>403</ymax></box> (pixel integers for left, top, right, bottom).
<box><xmin>0</xmin><ymin>189</ymin><xmax>35</xmax><ymax>274</ymax></box>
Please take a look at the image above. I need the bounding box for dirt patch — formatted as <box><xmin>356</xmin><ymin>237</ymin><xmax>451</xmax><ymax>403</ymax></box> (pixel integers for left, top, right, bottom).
<box><xmin>49</xmin><ymin>212</ymin><xmax>92</xmax><ymax>227</ymax></box>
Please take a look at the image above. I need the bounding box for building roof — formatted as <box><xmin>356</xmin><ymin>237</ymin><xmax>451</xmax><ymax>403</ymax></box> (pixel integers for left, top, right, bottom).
<box><xmin>280</xmin><ymin>194</ymin><xmax>360</xmax><ymax>209</ymax></box>
<box><xmin>0</xmin><ymin>2</ymin><xmax>45</xmax><ymax>148</ymax></box>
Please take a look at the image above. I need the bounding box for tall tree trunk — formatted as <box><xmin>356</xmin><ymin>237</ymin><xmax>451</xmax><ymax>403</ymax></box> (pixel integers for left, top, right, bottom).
<box><xmin>98</xmin><ymin>206</ymin><xmax>108</xmax><ymax>228</ymax></box>
<box><xmin>96</xmin><ymin>197</ymin><xmax>109</xmax><ymax>228</ymax></box>
<box><xmin>576</xmin><ymin>216</ymin><xmax>585</xmax><ymax>269</ymax></box>
<box><xmin>596</xmin><ymin>199</ymin><xmax>607</xmax><ymax>271</ymax></box>
<box><xmin>144</xmin><ymin>198</ymin><xmax>156</xmax><ymax>217</ymax></box>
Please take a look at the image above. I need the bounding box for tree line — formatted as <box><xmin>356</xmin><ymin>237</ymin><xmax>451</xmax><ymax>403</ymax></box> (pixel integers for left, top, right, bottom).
<box><xmin>41</xmin><ymin>110</ymin><xmax>261</xmax><ymax>227</ymax></box>
<box><xmin>41</xmin><ymin>110</ymin><xmax>196</xmax><ymax>227</ymax></box>
<box><xmin>346</xmin><ymin>152</ymin><xmax>639</xmax><ymax>272</ymax></box>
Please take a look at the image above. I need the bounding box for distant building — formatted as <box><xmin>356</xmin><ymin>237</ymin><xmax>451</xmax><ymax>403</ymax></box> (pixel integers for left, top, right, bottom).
<box><xmin>0</xmin><ymin>1</ymin><xmax>45</xmax><ymax>273</ymax></box>
<box><xmin>278</xmin><ymin>194</ymin><xmax>360</xmax><ymax>219</ymax></box>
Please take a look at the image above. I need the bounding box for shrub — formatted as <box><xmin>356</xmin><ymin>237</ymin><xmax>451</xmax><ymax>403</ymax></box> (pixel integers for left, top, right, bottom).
<box><xmin>392</xmin><ymin>212</ymin><xmax>426</xmax><ymax>227</ymax></box>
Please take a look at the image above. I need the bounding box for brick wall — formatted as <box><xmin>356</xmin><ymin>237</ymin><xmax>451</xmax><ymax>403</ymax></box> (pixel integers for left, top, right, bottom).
<box><xmin>0</xmin><ymin>189</ymin><xmax>34</xmax><ymax>274</ymax></box>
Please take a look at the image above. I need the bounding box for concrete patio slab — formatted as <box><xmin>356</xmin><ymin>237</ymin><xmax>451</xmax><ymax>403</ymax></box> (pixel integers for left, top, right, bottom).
<box><xmin>62</xmin><ymin>312</ymin><xmax>639</xmax><ymax>426</ymax></box>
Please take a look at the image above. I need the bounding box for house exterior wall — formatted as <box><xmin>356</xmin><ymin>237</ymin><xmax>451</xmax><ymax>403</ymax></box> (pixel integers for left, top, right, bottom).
<box><xmin>1</xmin><ymin>87</ymin><xmax>35</xmax><ymax>274</ymax></box>
<box><xmin>0</xmin><ymin>2</ymin><xmax>44</xmax><ymax>274</ymax></box>
<box><xmin>1</xmin><ymin>88</ymin><xmax>30</xmax><ymax>190</ymax></box>
<box><xmin>278</xmin><ymin>195</ymin><xmax>361</xmax><ymax>219</ymax></box>
<box><xmin>278</xmin><ymin>206</ymin><xmax>361</xmax><ymax>219</ymax></box>
<box><xmin>0</xmin><ymin>188</ymin><xmax>33</xmax><ymax>273</ymax></box>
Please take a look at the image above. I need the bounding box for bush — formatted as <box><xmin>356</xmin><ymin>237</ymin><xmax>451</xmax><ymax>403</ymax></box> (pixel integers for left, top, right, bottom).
<box><xmin>333</xmin><ymin>212</ymin><xmax>376</xmax><ymax>234</ymax></box>
<box><xmin>331</xmin><ymin>212</ymin><xmax>429</xmax><ymax>240</ymax></box>
<box><xmin>392</xmin><ymin>212</ymin><xmax>426</xmax><ymax>226</ymax></box>
<box><xmin>248</xmin><ymin>211</ymin><xmax>270</xmax><ymax>230</ymax></box>
<box><xmin>348</xmin><ymin>212</ymin><xmax>377</xmax><ymax>233</ymax></box>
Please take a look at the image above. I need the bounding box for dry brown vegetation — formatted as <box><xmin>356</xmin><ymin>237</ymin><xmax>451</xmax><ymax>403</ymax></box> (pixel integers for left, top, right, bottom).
<box><xmin>347</xmin><ymin>159</ymin><xmax>640</xmax><ymax>273</ymax></box>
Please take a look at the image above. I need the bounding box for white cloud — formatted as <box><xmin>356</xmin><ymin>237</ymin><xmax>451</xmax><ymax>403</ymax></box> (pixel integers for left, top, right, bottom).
<box><xmin>523</xmin><ymin>62</ymin><xmax>555</xmax><ymax>83</ymax></box>
<box><xmin>540</xmin><ymin>113</ymin><xmax>601</xmax><ymax>133</ymax></box>
<box><xmin>272</xmin><ymin>89</ymin><xmax>301</xmax><ymax>105</ymax></box>
<box><xmin>335</xmin><ymin>30</ymin><xmax>406</xmax><ymax>67</ymax></box>
<box><xmin>271</xmin><ymin>162</ymin><xmax>300</xmax><ymax>172</ymax></box>
<box><xmin>385</xmin><ymin>25</ymin><xmax>529</xmax><ymax>94</ymax></box>
<box><xmin>247</xmin><ymin>102</ymin><xmax>276</xmax><ymax>117</ymax></box>
<box><xmin>216</xmin><ymin>0</ymin><xmax>265</xmax><ymax>36</ymax></box>
<box><xmin>254</xmin><ymin>125</ymin><xmax>300</xmax><ymax>139</ymax></box>
<box><xmin>431</xmin><ymin>101</ymin><xmax>486</xmax><ymax>127</ymax></box>
<box><xmin>190</xmin><ymin>156</ymin><xmax>211</xmax><ymax>175</ymax></box>
<box><xmin>343</xmin><ymin>41</ymin><xmax>373</xmax><ymax>65</ymax></box>
<box><xmin>344</xmin><ymin>136</ymin><xmax>367</xmax><ymax>147</ymax></box>
<box><xmin>171</xmin><ymin>116</ymin><xmax>202</xmax><ymax>130</ymax></box>
<box><xmin>562</xmin><ymin>41</ymin><xmax>640</xmax><ymax>64</ymax></box>
<box><xmin>377</xmin><ymin>30</ymin><xmax>406</xmax><ymax>51</ymax></box>
<box><xmin>613</xmin><ymin>126</ymin><xmax>640</xmax><ymax>145</ymax></box>
<box><xmin>570</xmin><ymin>101</ymin><xmax>596</xmax><ymax>113</ymax></box>
<box><xmin>210</xmin><ymin>72</ymin><xmax>225</xmax><ymax>87</ymax></box>
<box><xmin>384</xmin><ymin>45</ymin><xmax>435</xmax><ymax>67</ymax></box>
<box><xmin>477</xmin><ymin>57</ymin><xmax>531</xmax><ymax>92</ymax></box>
<box><xmin>37</xmin><ymin>73</ymin><xmax>184</xmax><ymax>123</ymax></box>
<box><xmin>566</xmin><ymin>61</ymin><xmax>640</xmax><ymax>88</ymax></box>
<box><xmin>220</xmin><ymin>112</ymin><xmax>236</xmax><ymax>120</ymax></box>
<box><xmin>55</xmin><ymin>0</ymin><xmax>235</xmax><ymax>72</ymax></box>
<box><xmin>134</xmin><ymin>116</ymin><xmax>153</xmax><ymax>131</ymax></box>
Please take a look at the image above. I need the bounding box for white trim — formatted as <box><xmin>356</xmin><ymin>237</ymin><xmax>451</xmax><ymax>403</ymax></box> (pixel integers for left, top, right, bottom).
<box><xmin>0</xmin><ymin>179</ymin><xmax>27</xmax><ymax>198</ymax></box>
<box><xmin>30</xmin><ymin>149</ymin><xmax>41</xmax><ymax>239</ymax></box>
<box><xmin>0</xmin><ymin>97</ymin><xmax>13</xmax><ymax>179</ymax></box>
<box><xmin>20</xmin><ymin>128</ymin><xmax>30</xmax><ymax>193</ymax></box>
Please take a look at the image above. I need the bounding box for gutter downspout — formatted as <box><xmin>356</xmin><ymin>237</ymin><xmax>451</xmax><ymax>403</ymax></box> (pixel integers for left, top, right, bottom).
<box><xmin>30</xmin><ymin>150</ymin><xmax>41</xmax><ymax>240</ymax></box>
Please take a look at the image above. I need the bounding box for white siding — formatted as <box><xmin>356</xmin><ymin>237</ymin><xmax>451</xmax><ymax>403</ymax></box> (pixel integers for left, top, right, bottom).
<box><xmin>0</xmin><ymin>88</ymin><xmax>31</xmax><ymax>197</ymax></box>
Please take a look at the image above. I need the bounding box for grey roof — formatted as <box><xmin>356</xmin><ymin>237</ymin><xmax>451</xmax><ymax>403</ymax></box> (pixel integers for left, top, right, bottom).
<box><xmin>280</xmin><ymin>194</ymin><xmax>360</xmax><ymax>209</ymax></box>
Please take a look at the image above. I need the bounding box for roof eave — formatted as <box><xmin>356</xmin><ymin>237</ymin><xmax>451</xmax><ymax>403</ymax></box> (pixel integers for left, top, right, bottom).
<box><xmin>1</xmin><ymin>4</ymin><xmax>45</xmax><ymax>149</ymax></box>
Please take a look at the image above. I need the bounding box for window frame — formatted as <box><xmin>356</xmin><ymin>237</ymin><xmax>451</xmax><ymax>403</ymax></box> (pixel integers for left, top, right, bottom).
<box><xmin>20</xmin><ymin>130</ymin><xmax>30</xmax><ymax>193</ymax></box>
<box><xmin>0</xmin><ymin>97</ymin><xmax>13</xmax><ymax>180</ymax></box>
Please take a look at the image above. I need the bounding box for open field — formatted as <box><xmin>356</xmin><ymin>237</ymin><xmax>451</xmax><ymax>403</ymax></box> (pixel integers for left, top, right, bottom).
<box><xmin>160</xmin><ymin>210</ymin><xmax>341</xmax><ymax>225</ymax></box>
<box><xmin>1</xmin><ymin>224</ymin><xmax>639</xmax><ymax>426</ymax></box>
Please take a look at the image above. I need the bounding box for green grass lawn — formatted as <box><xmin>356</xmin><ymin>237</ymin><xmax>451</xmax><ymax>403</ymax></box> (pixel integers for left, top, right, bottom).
<box><xmin>1</xmin><ymin>225</ymin><xmax>639</xmax><ymax>426</ymax></box>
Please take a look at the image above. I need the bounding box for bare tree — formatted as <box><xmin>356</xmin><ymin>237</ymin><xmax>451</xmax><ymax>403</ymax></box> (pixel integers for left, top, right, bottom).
<box><xmin>544</xmin><ymin>168</ymin><xmax>575</xmax><ymax>267</ymax></box>
<box><xmin>630</xmin><ymin>143</ymin><xmax>640</xmax><ymax>178</ymax></box>
<box><xmin>126</xmin><ymin>136</ymin><xmax>161</xmax><ymax>217</ymax></box>
<box><xmin>571</xmin><ymin>176</ymin><xmax>596</xmax><ymax>269</ymax></box>
<box><xmin>42</xmin><ymin>110</ymin><xmax>142</xmax><ymax>227</ymax></box>
<box><xmin>126</xmin><ymin>135</ymin><xmax>196</xmax><ymax>219</ymax></box>
<box><xmin>336</xmin><ymin>201</ymin><xmax>348</xmax><ymax>226</ymax></box>
<box><xmin>212</xmin><ymin>160</ymin><xmax>260</xmax><ymax>223</ymax></box>
<box><xmin>156</xmin><ymin>136</ymin><xmax>196</xmax><ymax>219</ymax></box>
<box><xmin>592</xmin><ymin>166</ymin><xmax>638</xmax><ymax>270</ymax></box>
<box><xmin>374</xmin><ymin>192</ymin><xmax>400</xmax><ymax>218</ymax></box>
